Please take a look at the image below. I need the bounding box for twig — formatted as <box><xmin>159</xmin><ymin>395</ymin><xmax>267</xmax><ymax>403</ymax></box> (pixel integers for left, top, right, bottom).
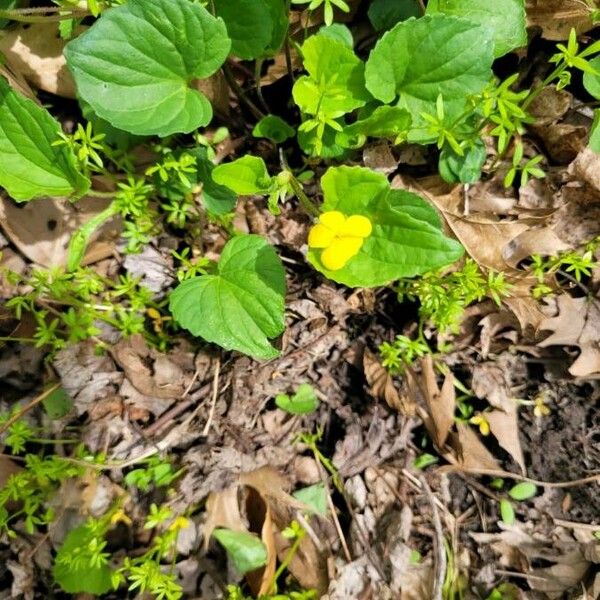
<box><xmin>420</xmin><ymin>475</ymin><xmax>446</xmax><ymax>600</ymax></box>
<box><xmin>222</xmin><ymin>64</ymin><xmax>265</xmax><ymax>120</ymax></box>
<box><xmin>0</xmin><ymin>383</ymin><xmax>60</xmax><ymax>436</ymax></box>
<box><xmin>202</xmin><ymin>358</ymin><xmax>221</xmax><ymax>436</ymax></box>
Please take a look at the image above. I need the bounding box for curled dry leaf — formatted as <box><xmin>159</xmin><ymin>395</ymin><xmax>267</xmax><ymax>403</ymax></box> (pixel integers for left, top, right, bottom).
<box><xmin>0</xmin><ymin>23</ymin><xmax>79</xmax><ymax>98</ymax></box>
<box><xmin>363</xmin><ymin>348</ymin><xmax>415</xmax><ymax>416</ymax></box>
<box><xmin>539</xmin><ymin>294</ymin><xmax>600</xmax><ymax>377</ymax></box>
<box><xmin>0</xmin><ymin>194</ymin><xmax>119</xmax><ymax>268</ymax></box>
<box><xmin>406</xmin><ymin>355</ymin><xmax>455</xmax><ymax>449</ymax></box>
<box><xmin>204</xmin><ymin>466</ymin><xmax>327</xmax><ymax>595</ymax></box>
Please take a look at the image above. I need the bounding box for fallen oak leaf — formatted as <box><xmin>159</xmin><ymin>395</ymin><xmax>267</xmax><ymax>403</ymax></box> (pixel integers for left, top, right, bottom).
<box><xmin>539</xmin><ymin>294</ymin><xmax>600</xmax><ymax>377</ymax></box>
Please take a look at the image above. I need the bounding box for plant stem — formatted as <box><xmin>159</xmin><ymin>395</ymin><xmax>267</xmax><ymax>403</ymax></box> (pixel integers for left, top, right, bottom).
<box><xmin>0</xmin><ymin>383</ymin><xmax>61</xmax><ymax>436</ymax></box>
<box><xmin>288</xmin><ymin>175</ymin><xmax>320</xmax><ymax>218</ymax></box>
<box><xmin>86</xmin><ymin>189</ymin><xmax>116</xmax><ymax>198</ymax></box>
<box><xmin>0</xmin><ymin>7</ymin><xmax>88</xmax><ymax>23</ymax></box>
<box><xmin>222</xmin><ymin>63</ymin><xmax>265</xmax><ymax>120</ymax></box>
<box><xmin>269</xmin><ymin>528</ymin><xmax>306</xmax><ymax>593</ymax></box>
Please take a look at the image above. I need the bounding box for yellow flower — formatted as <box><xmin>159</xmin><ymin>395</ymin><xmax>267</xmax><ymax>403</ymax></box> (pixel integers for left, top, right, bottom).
<box><xmin>469</xmin><ymin>412</ymin><xmax>490</xmax><ymax>436</ymax></box>
<box><xmin>308</xmin><ymin>211</ymin><xmax>372</xmax><ymax>271</ymax></box>
<box><xmin>533</xmin><ymin>396</ymin><xmax>551</xmax><ymax>418</ymax></box>
<box><xmin>110</xmin><ymin>509</ymin><xmax>132</xmax><ymax>527</ymax></box>
<box><xmin>168</xmin><ymin>516</ymin><xmax>191</xmax><ymax>532</ymax></box>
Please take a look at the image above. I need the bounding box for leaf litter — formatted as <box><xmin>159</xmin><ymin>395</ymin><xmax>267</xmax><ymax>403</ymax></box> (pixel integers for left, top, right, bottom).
<box><xmin>1</xmin><ymin>1</ymin><xmax>600</xmax><ymax>599</ymax></box>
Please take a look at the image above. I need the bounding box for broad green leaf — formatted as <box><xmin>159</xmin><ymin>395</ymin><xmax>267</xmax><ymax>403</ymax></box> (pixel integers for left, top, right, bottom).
<box><xmin>499</xmin><ymin>499</ymin><xmax>515</xmax><ymax>525</ymax></box>
<box><xmin>365</xmin><ymin>15</ymin><xmax>493</xmax><ymax>122</ymax></box>
<box><xmin>368</xmin><ymin>0</ymin><xmax>421</xmax><ymax>31</ymax></box>
<box><xmin>293</xmin><ymin>483</ymin><xmax>328</xmax><ymax>515</ymax></box>
<box><xmin>253</xmin><ymin>115</ymin><xmax>296</xmax><ymax>143</ymax></box>
<box><xmin>307</xmin><ymin>166</ymin><xmax>463</xmax><ymax>287</ymax></box>
<box><xmin>42</xmin><ymin>387</ymin><xmax>73</xmax><ymax>419</ymax></box>
<box><xmin>293</xmin><ymin>34</ymin><xmax>371</xmax><ymax>118</ymax></box>
<box><xmin>319</xmin><ymin>23</ymin><xmax>354</xmax><ymax>47</ymax></box>
<box><xmin>583</xmin><ymin>56</ymin><xmax>600</xmax><ymax>100</ymax></box>
<box><xmin>53</xmin><ymin>524</ymin><xmax>113</xmax><ymax>594</ymax></box>
<box><xmin>427</xmin><ymin>0</ymin><xmax>527</xmax><ymax>57</ymax></box>
<box><xmin>275</xmin><ymin>383</ymin><xmax>319</xmax><ymax>415</ymax></box>
<box><xmin>0</xmin><ymin>78</ymin><xmax>90</xmax><ymax>201</ymax></box>
<box><xmin>214</xmin><ymin>0</ymin><xmax>272</xmax><ymax>59</ymax></box>
<box><xmin>439</xmin><ymin>140</ymin><xmax>487</xmax><ymax>184</ymax></box>
<box><xmin>64</xmin><ymin>0</ymin><xmax>231</xmax><ymax>137</ymax></box>
<box><xmin>169</xmin><ymin>235</ymin><xmax>286</xmax><ymax>360</ymax></box>
<box><xmin>212</xmin><ymin>155</ymin><xmax>274</xmax><ymax>195</ymax></box>
<box><xmin>344</xmin><ymin>105</ymin><xmax>411</xmax><ymax>139</ymax></box>
<box><xmin>212</xmin><ymin>528</ymin><xmax>268</xmax><ymax>574</ymax></box>
<box><xmin>508</xmin><ymin>482</ymin><xmax>537</xmax><ymax>501</ymax></box>
<box><xmin>190</xmin><ymin>148</ymin><xmax>237</xmax><ymax>215</ymax></box>
<box><xmin>263</xmin><ymin>0</ymin><xmax>289</xmax><ymax>56</ymax></box>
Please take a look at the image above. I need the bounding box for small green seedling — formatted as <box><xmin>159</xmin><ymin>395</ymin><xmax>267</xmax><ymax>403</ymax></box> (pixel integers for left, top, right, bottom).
<box><xmin>276</xmin><ymin>384</ymin><xmax>320</xmax><ymax>415</ymax></box>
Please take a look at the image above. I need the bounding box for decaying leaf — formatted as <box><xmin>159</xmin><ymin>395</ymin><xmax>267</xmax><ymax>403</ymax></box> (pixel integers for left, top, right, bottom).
<box><xmin>445</xmin><ymin>423</ymin><xmax>502</xmax><ymax>472</ymax></box>
<box><xmin>526</xmin><ymin>0</ymin><xmax>597</xmax><ymax>40</ymax></box>
<box><xmin>0</xmin><ymin>194</ymin><xmax>119</xmax><ymax>268</ymax></box>
<box><xmin>0</xmin><ymin>23</ymin><xmax>80</xmax><ymax>98</ymax></box>
<box><xmin>539</xmin><ymin>295</ymin><xmax>600</xmax><ymax>377</ymax></box>
<box><xmin>363</xmin><ymin>349</ymin><xmax>415</xmax><ymax>415</ymax></box>
<box><xmin>204</xmin><ymin>467</ymin><xmax>327</xmax><ymax>595</ymax></box>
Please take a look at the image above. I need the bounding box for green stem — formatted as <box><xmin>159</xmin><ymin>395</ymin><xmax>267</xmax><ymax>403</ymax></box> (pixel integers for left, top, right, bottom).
<box><xmin>222</xmin><ymin>64</ymin><xmax>265</xmax><ymax>120</ymax></box>
<box><xmin>288</xmin><ymin>175</ymin><xmax>320</xmax><ymax>217</ymax></box>
<box><xmin>0</xmin><ymin>7</ymin><xmax>88</xmax><ymax>22</ymax></box>
<box><xmin>269</xmin><ymin>529</ymin><xmax>306</xmax><ymax>593</ymax></box>
<box><xmin>86</xmin><ymin>189</ymin><xmax>116</xmax><ymax>199</ymax></box>
<box><xmin>0</xmin><ymin>337</ymin><xmax>36</xmax><ymax>343</ymax></box>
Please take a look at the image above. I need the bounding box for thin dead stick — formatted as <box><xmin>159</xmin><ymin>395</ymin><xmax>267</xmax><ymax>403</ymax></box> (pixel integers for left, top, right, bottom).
<box><xmin>440</xmin><ymin>466</ymin><xmax>600</xmax><ymax>489</ymax></box>
<box><xmin>202</xmin><ymin>358</ymin><xmax>221</xmax><ymax>436</ymax></box>
<box><xmin>553</xmin><ymin>518</ymin><xmax>600</xmax><ymax>532</ymax></box>
<box><xmin>0</xmin><ymin>382</ymin><xmax>60</xmax><ymax>436</ymax></box>
<box><xmin>420</xmin><ymin>476</ymin><xmax>446</xmax><ymax>600</ymax></box>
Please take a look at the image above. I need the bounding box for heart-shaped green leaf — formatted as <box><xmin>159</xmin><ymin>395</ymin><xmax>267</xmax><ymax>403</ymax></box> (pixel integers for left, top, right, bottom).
<box><xmin>0</xmin><ymin>78</ymin><xmax>90</xmax><ymax>202</ymax></box>
<box><xmin>275</xmin><ymin>383</ymin><xmax>319</xmax><ymax>415</ymax></box>
<box><xmin>169</xmin><ymin>235</ymin><xmax>286</xmax><ymax>359</ymax></box>
<box><xmin>64</xmin><ymin>0</ymin><xmax>231</xmax><ymax>137</ymax></box>
<box><xmin>212</xmin><ymin>529</ymin><xmax>268</xmax><ymax>574</ymax></box>
<box><xmin>212</xmin><ymin>155</ymin><xmax>274</xmax><ymax>195</ymax></box>
<box><xmin>307</xmin><ymin>166</ymin><xmax>464</xmax><ymax>287</ymax></box>
<box><xmin>214</xmin><ymin>0</ymin><xmax>278</xmax><ymax>59</ymax></box>
<box><xmin>365</xmin><ymin>15</ymin><xmax>493</xmax><ymax>120</ymax></box>
<box><xmin>426</xmin><ymin>0</ymin><xmax>527</xmax><ymax>58</ymax></box>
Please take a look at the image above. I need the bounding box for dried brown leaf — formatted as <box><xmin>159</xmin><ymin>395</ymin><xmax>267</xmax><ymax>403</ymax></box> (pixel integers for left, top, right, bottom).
<box><xmin>539</xmin><ymin>295</ymin><xmax>600</xmax><ymax>377</ymax></box>
<box><xmin>363</xmin><ymin>349</ymin><xmax>415</xmax><ymax>416</ymax></box>
<box><xmin>0</xmin><ymin>194</ymin><xmax>119</xmax><ymax>268</ymax></box>
<box><xmin>526</xmin><ymin>0</ymin><xmax>596</xmax><ymax>40</ymax></box>
<box><xmin>445</xmin><ymin>423</ymin><xmax>502</xmax><ymax>472</ymax></box>
<box><xmin>0</xmin><ymin>23</ymin><xmax>80</xmax><ymax>98</ymax></box>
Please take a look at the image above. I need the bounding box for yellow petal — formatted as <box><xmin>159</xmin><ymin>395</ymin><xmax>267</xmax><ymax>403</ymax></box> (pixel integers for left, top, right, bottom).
<box><xmin>479</xmin><ymin>420</ymin><xmax>490</xmax><ymax>436</ymax></box>
<box><xmin>319</xmin><ymin>211</ymin><xmax>346</xmax><ymax>233</ymax></box>
<box><xmin>308</xmin><ymin>223</ymin><xmax>336</xmax><ymax>248</ymax></box>
<box><xmin>320</xmin><ymin>236</ymin><xmax>364</xmax><ymax>270</ymax></box>
<box><xmin>340</xmin><ymin>214</ymin><xmax>372</xmax><ymax>238</ymax></box>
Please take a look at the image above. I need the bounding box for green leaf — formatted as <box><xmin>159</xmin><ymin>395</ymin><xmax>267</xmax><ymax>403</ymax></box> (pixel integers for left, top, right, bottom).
<box><xmin>214</xmin><ymin>0</ymin><xmax>272</xmax><ymax>59</ymax></box>
<box><xmin>508</xmin><ymin>482</ymin><xmax>537</xmax><ymax>501</ymax></box>
<box><xmin>426</xmin><ymin>0</ymin><xmax>527</xmax><ymax>57</ymax></box>
<box><xmin>345</xmin><ymin>105</ymin><xmax>411</xmax><ymax>139</ymax></box>
<box><xmin>169</xmin><ymin>235</ymin><xmax>286</xmax><ymax>360</ymax></box>
<box><xmin>0</xmin><ymin>0</ymin><xmax>20</xmax><ymax>29</ymax></box>
<box><xmin>212</xmin><ymin>528</ymin><xmax>268</xmax><ymax>574</ymax></box>
<box><xmin>0</xmin><ymin>78</ymin><xmax>90</xmax><ymax>202</ymax></box>
<box><xmin>293</xmin><ymin>34</ymin><xmax>371</xmax><ymax>118</ymax></box>
<box><xmin>439</xmin><ymin>140</ymin><xmax>487</xmax><ymax>184</ymax></box>
<box><xmin>53</xmin><ymin>524</ymin><xmax>113</xmax><ymax>594</ymax></box>
<box><xmin>583</xmin><ymin>56</ymin><xmax>600</xmax><ymax>100</ymax></box>
<box><xmin>368</xmin><ymin>0</ymin><xmax>421</xmax><ymax>31</ymax></box>
<box><xmin>307</xmin><ymin>166</ymin><xmax>464</xmax><ymax>287</ymax></box>
<box><xmin>293</xmin><ymin>483</ymin><xmax>328</xmax><ymax>515</ymax></box>
<box><xmin>318</xmin><ymin>23</ymin><xmax>354</xmax><ymax>48</ymax></box>
<box><xmin>190</xmin><ymin>148</ymin><xmax>237</xmax><ymax>215</ymax></box>
<box><xmin>212</xmin><ymin>155</ymin><xmax>274</xmax><ymax>195</ymax></box>
<box><xmin>42</xmin><ymin>387</ymin><xmax>73</xmax><ymax>419</ymax></box>
<box><xmin>499</xmin><ymin>499</ymin><xmax>515</xmax><ymax>525</ymax></box>
<box><xmin>263</xmin><ymin>0</ymin><xmax>289</xmax><ymax>56</ymax></box>
<box><xmin>589</xmin><ymin>110</ymin><xmax>600</xmax><ymax>153</ymax></box>
<box><xmin>253</xmin><ymin>115</ymin><xmax>296</xmax><ymax>143</ymax></box>
<box><xmin>365</xmin><ymin>15</ymin><xmax>494</xmax><ymax>123</ymax></box>
<box><xmin>275</xmin><ymin>383</ymin><xmax>319</xmax><ymax>415</ymax></box>
<box><xmin>64</xmin><ymin>0</ymin><xmax>231</xmax><ymax>137</ymax></box>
